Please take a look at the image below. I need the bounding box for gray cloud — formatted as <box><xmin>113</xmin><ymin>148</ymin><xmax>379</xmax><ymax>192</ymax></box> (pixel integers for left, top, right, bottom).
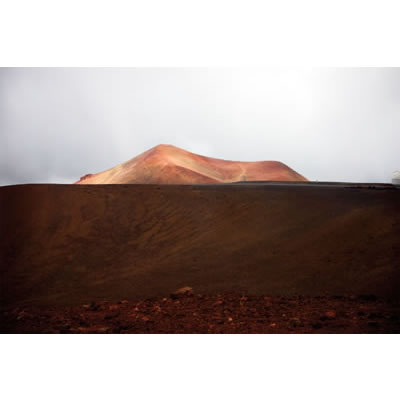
<box><xmin>1</xmin><ymin>67</ymin><xmax>399</xmax><ymax>185</ymax></box>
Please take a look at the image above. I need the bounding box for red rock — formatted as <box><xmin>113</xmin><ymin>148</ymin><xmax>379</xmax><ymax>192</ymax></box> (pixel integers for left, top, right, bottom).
<box><xmin>96</xmin><ymin>327</ymin><xmax>111</xmax><ymax>333</ymax></box>
<box><xmin>170</xmin><ymin>286</ymin><xmax>194</xmax><ymax>299</ymax></box>
<box><xmin>325</xmin><ymin>311</ymin><xmax>336</xmax><ymax>320</ymax></box>
<box><xmin>76</xmin><ymin>173</ymin><xmax>94</xmax><ymax>183</ymax></box>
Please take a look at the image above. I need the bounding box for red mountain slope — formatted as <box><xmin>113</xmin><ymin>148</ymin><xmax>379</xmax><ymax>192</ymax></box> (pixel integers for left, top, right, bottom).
<box><xmin>75</xmin><ymin>144</ymin><xmax>307</xmax><ymax>184</ymax></box>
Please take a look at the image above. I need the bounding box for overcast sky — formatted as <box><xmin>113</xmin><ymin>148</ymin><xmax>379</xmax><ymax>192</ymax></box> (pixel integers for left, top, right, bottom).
<box><xmin>1</xmin><ymin>67</ymin><xmax>399</xmax><ymax>185</ymax></box>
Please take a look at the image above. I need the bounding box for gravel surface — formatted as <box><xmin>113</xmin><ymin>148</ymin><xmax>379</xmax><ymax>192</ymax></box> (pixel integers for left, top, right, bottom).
<box><xmin>2</xmin><ymin>293</ymin><xmax>399</xmax><ymax>334</ymax></box>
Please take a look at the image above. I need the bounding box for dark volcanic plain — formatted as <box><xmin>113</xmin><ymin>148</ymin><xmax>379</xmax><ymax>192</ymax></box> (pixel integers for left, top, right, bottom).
<box><xmin>1</xmin><ymin>182</ymin><xmax>400</xmax><ymax>333</ymax></box>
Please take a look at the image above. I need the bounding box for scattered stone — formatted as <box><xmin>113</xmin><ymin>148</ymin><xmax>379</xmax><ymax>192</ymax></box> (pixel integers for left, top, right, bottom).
<box><xmin>89</xmin><ymin>302</ymin><xmax>100</xmax><ymax>311</ymax></box>
<box><xmin>3</xmin><ymin>294</ymin><xmax>398</xmax><ymax>334</ymax></box>
<box><xmin>17</xmin><ymin>311</ymin><xmax>26</xmax><ymax>320</ymax></box>
<box><xmin>170</xmin><ymin>286</ymin><xmax>194</xmax><ymax>299</ymax></box>
<box><xmin>326</xmin><ymin>310</ymin><xmax>336</xmax><ymax>319</ymax></box>
<box><xmin>96</xmin><ymin>327</ymin><xmax>111</xmax><ymax>333</ymax></box>
<box><xmin>321</xmin><ymin>311</ymin><xmax>336</xmax><ymax>320</ymax></box>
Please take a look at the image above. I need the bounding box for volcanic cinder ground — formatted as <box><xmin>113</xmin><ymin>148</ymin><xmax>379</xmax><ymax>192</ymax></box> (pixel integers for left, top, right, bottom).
<box><xmin>1</xmin><ymin>146</ymin><xmax>400</xmax><ymax>333</ymax></box>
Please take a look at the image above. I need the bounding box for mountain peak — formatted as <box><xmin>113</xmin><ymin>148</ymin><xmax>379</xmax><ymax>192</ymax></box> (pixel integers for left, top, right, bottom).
<box><xmin>75</xmin><ymin>145</ymin><xmax>307</xmax><ymax>184</ymax></box>
<box><xmin>152</xmin><ymin>144</ymin><xmax>177</xmax><ymax>150</ymax></box>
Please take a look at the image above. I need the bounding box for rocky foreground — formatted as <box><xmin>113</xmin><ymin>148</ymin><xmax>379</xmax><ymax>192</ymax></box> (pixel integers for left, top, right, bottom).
<box><xmin>1</xmin><ymin>292</ymin><xmax>399</xmax><ymax>334</ymax></box>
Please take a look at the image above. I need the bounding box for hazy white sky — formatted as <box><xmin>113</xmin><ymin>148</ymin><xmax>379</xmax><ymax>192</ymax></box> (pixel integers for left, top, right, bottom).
<box><xmin>1</xmin><ymin>67</ymin><xmax>399</xmax><ymax>185</ymax></box>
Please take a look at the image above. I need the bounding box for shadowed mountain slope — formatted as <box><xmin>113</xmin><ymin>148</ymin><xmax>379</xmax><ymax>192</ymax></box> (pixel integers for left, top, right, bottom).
<box><xmin>1</xmin><ymin>183</ymin><xmax>399</xmax><ymax>307</ymax></box>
